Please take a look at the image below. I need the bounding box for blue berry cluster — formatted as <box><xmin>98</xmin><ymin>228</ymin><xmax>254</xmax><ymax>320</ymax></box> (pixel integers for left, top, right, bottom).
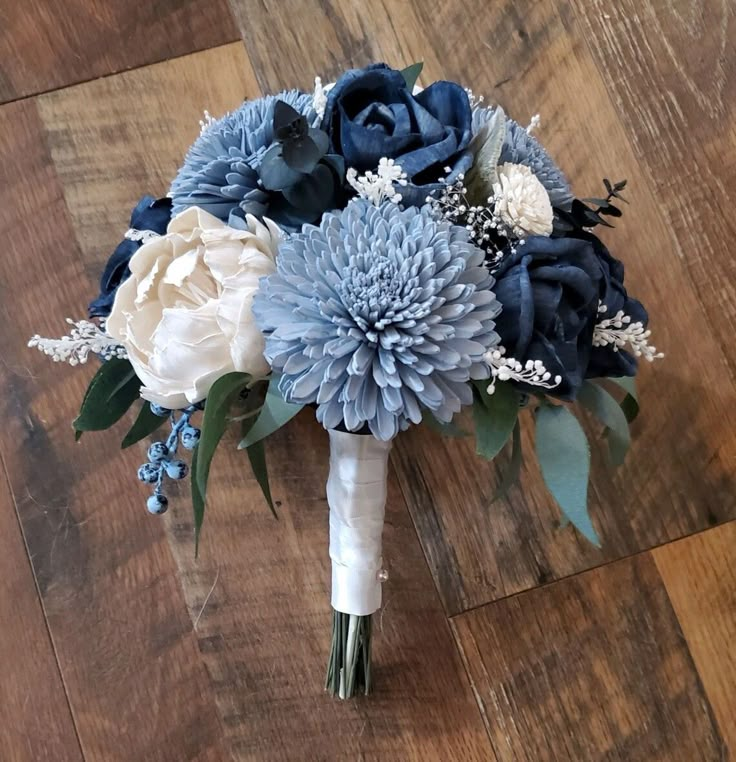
<box><xmin>137</xmin><ymin>403</ymin><xmax>202</xmax><ymax>515</ymax></box>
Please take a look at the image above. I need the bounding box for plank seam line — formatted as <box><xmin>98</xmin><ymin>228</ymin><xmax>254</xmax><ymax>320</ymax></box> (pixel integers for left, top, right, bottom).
<box><xmin>448</xmin><ymin>517</ymin><xmax>736</xmax><ymax>619</ymax></box>
<box><xmin>0</xmin><ymin>38</ymin><xmax>244</xmax><ymax>106</ymax></box>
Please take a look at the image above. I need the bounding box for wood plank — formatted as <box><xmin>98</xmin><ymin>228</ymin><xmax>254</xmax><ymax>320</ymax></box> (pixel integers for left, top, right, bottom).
<box><xmin>0</xmin><ymin>0</ymin><xmax>239</xmax><ymax>103</ymax></box>
<box><xmin>654</xmin><ymin>522</ymin><xmax>736</xmax><ymax>752</ymax></box>
<box><xmin>0</xmin><ymin>472</ymin><xmax>84</xmax><ymax>762</ymax></box>
<box><xmin>230</xmin><ymin>0</ymin><xmax>425</xmax><ymax>92</ymax></box>
<box><xmin>0</xmin><ymin>98</ymin><xmax>228</xmax><ymax>761</ymax></box>
<box><xmin>572</xmin><ymin>0</ymin><xmax>736</xmax><ymax>376</ymax></box>
<box><xmin>453</xmin><ymin>553</ymin><xmax>726</xmax><ymax>761</ymax></box>
<box><xmin>354</xmin><ymin>0</ymin><xmax>736</xmax><ymax>614</ymax></box>
<box><xmin>34</xmin><ymin>44</ymin><xmax>493</xmax><ymax>760</ymax></box>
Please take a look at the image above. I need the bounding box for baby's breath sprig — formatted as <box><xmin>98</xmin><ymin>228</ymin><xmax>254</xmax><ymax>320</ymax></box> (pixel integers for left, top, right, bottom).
<box><xmin>346</xmin><ymin>158</ymin><xmax>408</xmax><ymax>206</ymax></box>
<box><xmin>485</xmin><ymin>346</ymin><xmax>562</xmax><ymax>395</ymax></box>
<box><xmin>427</xmin><ymin>172</ymin><xmax>521</xmax><ymax>269</ymax></box>
<box><xmin>28</xmin><ymin>319</ymin><xmax>127</xmax><ymax>366</ymax></box>
<box><xmin>593</xmin><ymin>304</ymin><xmax>664</xmax><ymax>362</ymax></box>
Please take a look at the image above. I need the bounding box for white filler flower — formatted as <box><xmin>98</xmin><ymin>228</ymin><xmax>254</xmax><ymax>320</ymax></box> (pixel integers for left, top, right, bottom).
<box><xmin>493</xmin><ymin>162</ymin><xmax>554</xmax><ymax>237</ymax></box>
<box><xmin>107</xmin><ymin>206</ymin><xmax>280</xmax><ymax>408</ymax></box>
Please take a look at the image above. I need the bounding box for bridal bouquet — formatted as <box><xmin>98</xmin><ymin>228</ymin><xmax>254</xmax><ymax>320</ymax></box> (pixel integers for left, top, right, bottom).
<box><xmin>30</xmin><ymin>62</ymin><xmax>662</xmax><ymax>698</ymax></box>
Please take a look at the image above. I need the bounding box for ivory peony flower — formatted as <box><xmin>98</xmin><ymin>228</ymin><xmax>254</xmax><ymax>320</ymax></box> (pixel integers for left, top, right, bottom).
<box><xmin>493</xmin><ymin>162</ymin><xmax>554</xmax><ymax>238</ymax></box>
<box><xmin>106</xmin><ymin>206</ymin><xmax>280</xmax><ymax>408</ymax></box>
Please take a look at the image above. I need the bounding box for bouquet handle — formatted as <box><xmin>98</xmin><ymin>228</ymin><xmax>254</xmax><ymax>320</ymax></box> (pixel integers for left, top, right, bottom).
<box><xmin>324</xmin><ymin>430</ymin><xmax>391</xmax><ymax>697</ymax></box>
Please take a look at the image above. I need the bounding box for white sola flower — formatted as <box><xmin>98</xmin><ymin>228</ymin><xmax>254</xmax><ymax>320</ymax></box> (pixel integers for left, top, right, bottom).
<box><xmin>493</xmin><ymin>162</ymin><xmax>554</xmax><ymax>238</ymax></box>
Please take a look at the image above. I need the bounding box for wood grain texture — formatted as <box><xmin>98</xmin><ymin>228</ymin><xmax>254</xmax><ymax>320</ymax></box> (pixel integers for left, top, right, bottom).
<box><xmin>0</xmin><ymin>0</ymin><xmax>239</xmax><ymax>102</ymax></box>
<box><xmin>0</xmin><ymin>99</ymin><xmax>228</xmax><ymax>762</ymax></box>
<box><xmin>453</xmin><ymin>553</ymin><xmax>726</xmax><ymax>761</ymax></box>
<box><xmin>655</xmin><ymin>523</ymin><xmax>736</xmax><ymax>752</ymax></box>
<box><xmin>32</xmin><ymin>44</ymin><xmax>492</xmax><ymax>760</ymax></box>
<box><xmin>572</xmin><ymin>0</ymin><xmax>736</xmax><ymax>378</ymax></box>
<box><xmin>0</xmin><ymin>469</ymin><xmax>84</xmax><ymax>762</ymax></box>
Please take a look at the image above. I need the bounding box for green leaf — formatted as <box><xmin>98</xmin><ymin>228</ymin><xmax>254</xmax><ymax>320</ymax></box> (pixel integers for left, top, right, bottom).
<box><xmin>399</xmin><ymin>61</ymin><xmax>423</xmax><ymax>90</ymax></box>
<box><xmin>238</xmin><ymin>379</ymin><xmax>303</xmax><ymax>450</ymax></box>
<box><xmin>73</xmin><ymin>359</ymin><xmax>140</xmax><ymax>433</ymax></box>
<box><xmin>191</xmin><ymin>445</ymin><xmax>205</xmax><ymax>557</ymax></box>
<box><xmin>597</xmin><ymin>376</ymin><xmax>640</xmax><ymax>423</ymax></box>
<box><xmin>473</xmin><ymin>381</ymin><xmax>520</xmax><ymax>461</ymax></box>
<box><xmin>245</xmin><ymin>439</ymin><xmax>277</xmax><ymax>519</ymax></box>
<box><xmin>491</xmin><ymin>420</ymin><xmax>522</xmax><ymax>503</ymax></box>
<box><xmin>423</xmin><ymin>410</ymin><xmax>469</xmax><ymax>438</ymax></box>
<box><xmin>194</xmin><ymin>372</ymin><xmax>251</xmax><ymax>542</ymax></box>
<box><xmin>121</xmin><ymin>401</ymin><xmax>167</xmax><ymax>449</ymax></box>
<box><xmin>535</xmin><ymin>404</ymin><xmax>600</xmax><ymax>546</ymax></box>
<box><xmin>577</xmin><ymin>381</ymin><xmax>631</xmax><ymax>466</ymax></box>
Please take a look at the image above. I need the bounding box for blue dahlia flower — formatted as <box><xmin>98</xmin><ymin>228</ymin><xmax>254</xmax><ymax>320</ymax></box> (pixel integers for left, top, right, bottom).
<box><xmin>169</xmin><ymin>91</ymin><xmax>317</xmax><ymax>228</ymax></box>
<box><xmin>253</xmin><ymin>199</ymin><xmax>501</xmax><ymax>440</ymax></box>
<box><xmin>472</xmin><ymin>107</ymin><xmax>573</xmax><ymax>210</ymax></box>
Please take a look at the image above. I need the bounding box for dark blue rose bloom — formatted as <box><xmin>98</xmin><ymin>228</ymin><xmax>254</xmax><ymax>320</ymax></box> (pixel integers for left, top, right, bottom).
<box><xmin>584</xmin><ymin>234</ymin><xmax>648</xmax><ymax>378</ymax></box>
<box><xmin>493</xmin><ymin>235</ymin><xmax>646</xmax><ymax>399</ymax></box>
<box><xmin>322</xmin><ymin>63</ymin><xmax>473</xmax><ymax>206</ymax></box>
<box><xmin>88</xmin><ymin>195</ymin><xmax>172</xmax><ymax>318</ymax></box>
<box><xmin>494</xmin><ymin>236</ymin><xmax>602</xmax><ymax>399</ymax></box>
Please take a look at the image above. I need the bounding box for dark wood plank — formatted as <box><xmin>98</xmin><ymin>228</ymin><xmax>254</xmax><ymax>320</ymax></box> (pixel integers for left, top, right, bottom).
<box><xmin>655</xmin><ymin>522</ymin><xmax>736</xmax><ymax>752</ymax></box>
<box><xmin>0</xmin><ymin>0</ymin><xmax>239</xmax><ymax>102</ymax></box>
<box><xmin>0</xmin><ymin>98</ymin><xmax>228</xmax><ymax>762</ymax></box>
<box><xmin>453</xmin><ymin>553</ymin><xmax>726</xmax><ymax>761</ymax></box>
<box><xmin>34</xmin><ymin>44</ymin><xmax>493</xmax><ymax>760</ymax></box>
<box><xmin>572</xmin><ymin>0</ymin><xmax>736</xmax><ymax>377</ymax></box>
<box><xmin>0</xmin><ymin>473</ymin><xmax>84</xmax><ymax>762</ymax></box>
<box><xmin>377</xmin><ymin>0</ymin><xmax>736</xmax><ymax>614</ymax></box>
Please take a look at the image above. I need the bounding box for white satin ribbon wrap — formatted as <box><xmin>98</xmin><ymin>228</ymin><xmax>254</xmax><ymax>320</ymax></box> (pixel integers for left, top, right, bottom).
<box><xmin>327</xmin><ymin>430</ymin><xmax>392</xmax><ymax>616</ymax></box>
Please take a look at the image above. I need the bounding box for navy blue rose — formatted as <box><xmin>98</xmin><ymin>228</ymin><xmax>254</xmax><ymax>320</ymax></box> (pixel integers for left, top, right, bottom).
<box><xmin>584</xmin><ymin>235</ymin><xmax>648</xmax><ymax>378</ymax></box>
<box><xmin>493</xmin><ymin>236</ymin><xmax>603</xmax><ymax>399</ymax></box>
<box><xmin>88</xmin><ymin>195</ymin><xmax>171</xmax><ymax>319</ymax></box>
<box><xmin>322</xmin><ymin>63</ymin><xmax>473</xmax><ymax>206</ymax></box>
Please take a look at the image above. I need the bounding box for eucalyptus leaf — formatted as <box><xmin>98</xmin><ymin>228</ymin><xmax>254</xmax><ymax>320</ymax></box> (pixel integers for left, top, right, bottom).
<box><xmin>473</xmin><ymin>380</ymin><xmax>520</xmax><ymax>461</ymax></box>
<box><xmin>238</xmin><ymin>379</ymin><xmax>303</xmax><ymax>449</ymax></box>
<box><xmin>246</xmin><ymin>440</ymin><xmax>276</xmax><ymax>518</ymax></box>
<box><xmin>465</xmin><ymin>106</ymin><xmax>506</xmax><ymax>204</ymax></box>
<box><xmin>400</xmin><ymin>61</ymin><xmax>423</xmax><ymax>90</ymax></box>
<box><xmin>73</xmin><ymin>358</ymin><xmax>141</xmax><ymax>434</ymax></box>
<box><xmin>491</xmin><ymin>420</ymin><xmax>522</xmax><ymax>503</ymax></box>
<box><xmin>535</xmin><ymin>404</ymin><xmax>600</xmax><ymax>546</ymax></box>
<box><xmin>191</xmin><ymin>445</ymin><xmax>206</xmax><ymax>556</ymax></box>
<box><xmin>121</xmin><ymin>401</ymin><xmax>168</xmax><ymax>449</ymax></box>
<box><xmin>194</xmin><ymin>371</ymin><xmax>251</xmax><ymax>533</ymax></box>
<box><xmin>598</xmin><ymin>376</ymin><xmax>640</xmax><ymax>423</ymax></box>
<box><xmin>577</xmin><ymin>381</ymin><xmax>631</xmax><ymax>466</ymax></box>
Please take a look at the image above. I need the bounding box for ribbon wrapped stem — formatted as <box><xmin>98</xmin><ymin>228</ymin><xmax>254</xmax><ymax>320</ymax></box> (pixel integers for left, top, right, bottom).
<box><xmin>324</xmin><ymin>430</ymin><xmax>392</xmax><ymax>698</ymax></box>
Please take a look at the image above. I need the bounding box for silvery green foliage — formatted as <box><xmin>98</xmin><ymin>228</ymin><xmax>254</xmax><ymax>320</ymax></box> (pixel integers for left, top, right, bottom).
<box><xmin>169</xmin><ymin>91</ymin><xmax>317</xmax><ymax>227</ymax></box>
<box><xmin>465</xmin><ymin>106</ymin><xmax>506</xmax><ymax>202</ymax></box>
<box><xmin>253</xmin><ymin>199</ymin><xmax>502</xmax><ymax>441</ymax></box>
<box><xmin>472</xmin><ymin>106</ymin><xmax>573</xmax><ymax>210</ymax></box>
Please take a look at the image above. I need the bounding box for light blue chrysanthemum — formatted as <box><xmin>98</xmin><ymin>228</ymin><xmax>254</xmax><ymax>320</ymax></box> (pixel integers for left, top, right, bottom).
<box><xmin>472</xmin><ymin>107</ymin><xmax>573</xmax><ymax>210</ymax></box>
<box><xmin>253</xmin><ymin>199</ymin><xmax>502</xmax><ymax>440</ymax></box>
<box><xmin>170</xmin><ymin>91</ymin><xmax>317</xmax><ymax>227</ymax></box>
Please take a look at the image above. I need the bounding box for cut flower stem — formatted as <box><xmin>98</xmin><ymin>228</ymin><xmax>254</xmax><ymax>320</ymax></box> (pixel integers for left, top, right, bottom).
<box><xmin>325</xmin><ymin>610</ymin><xmax>372</xmax><ymax>698</ymax></box>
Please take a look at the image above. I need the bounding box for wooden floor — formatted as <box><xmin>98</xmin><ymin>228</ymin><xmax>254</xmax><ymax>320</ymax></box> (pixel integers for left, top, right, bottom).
<box><xmin>1</xmin><ymin>1</ymin><xmax>734</xmax><ymax>760</ymax></box>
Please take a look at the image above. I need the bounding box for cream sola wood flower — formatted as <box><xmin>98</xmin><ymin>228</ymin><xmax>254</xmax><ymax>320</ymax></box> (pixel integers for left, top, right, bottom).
<box><xmin>253</xmin><ymin>198</ymin><xmax>502</xmax><ymax>441</ymax></box>
<box><xmin>493</xmin><ymin>162</ymin><xmax>554</xmax><ymax>237</ymax></box>
<box><xmin>106</xmin><ymin>207</ymin><xmax>281</xmax><ymax>409</ymax></box>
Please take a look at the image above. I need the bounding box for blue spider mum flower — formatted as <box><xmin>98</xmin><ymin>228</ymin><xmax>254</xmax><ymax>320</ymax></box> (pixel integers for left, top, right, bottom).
<box><xmin>169</xmin><ymin>91</ymin><xmax>317</xmax><ymax>228</ymax></box>
<box><xmin>253</xmin><ymin>199</ymin><xmax>502</xmax><ymax>440</ymax></box>
<box><xmin>472</xmin><ymin>107</ymin><xmax>573</xmax><ymax>210</ymax></box>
